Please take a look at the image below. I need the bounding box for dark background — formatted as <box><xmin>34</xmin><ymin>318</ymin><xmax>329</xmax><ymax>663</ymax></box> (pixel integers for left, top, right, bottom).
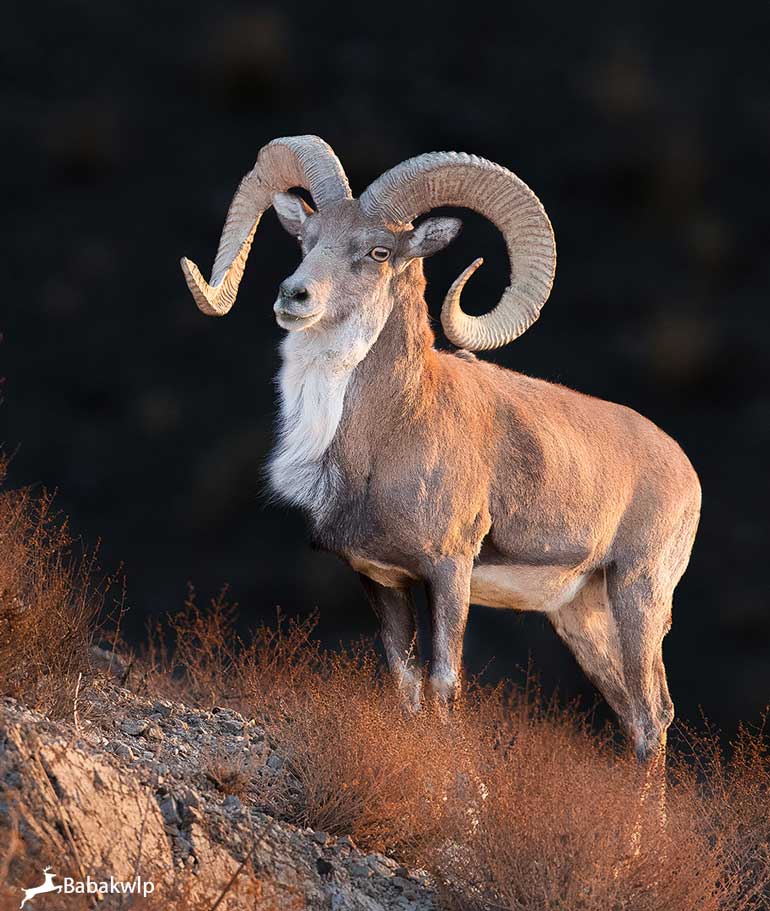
<box><xmin>3</xmin><ymin>2</ymin><xmax>769</xmax><ymax>736</ymax></box>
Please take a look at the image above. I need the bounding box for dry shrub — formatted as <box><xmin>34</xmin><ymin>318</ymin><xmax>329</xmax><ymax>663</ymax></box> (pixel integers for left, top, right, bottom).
<box><xmin>141</xmin><ymin>587</ymin><xmax>320</xmax><ymax>720</ymax></box>
<box><xmin>669</xmin><ymin>720</ymin><xmax>770</xmax><ymax>910</ymax></box>
<box><xmin>143</xmin><ymin>598</ymin><xmax>770</xmax><ymax>909</ymax></box>
<box><xmin>269</xmin><ymin>647</ymin><xmax>461</xmax><ymax>856</ymax></box>
<box><xmin>202</xmin><ymin>745</ymin><xmax>256</xmax><ymax>797</ymax></box>
<box><xmin>142</xmin><ymin>597</ymin><xmax>456</xmax><ymax>854</ymax></box>
<box><xmin>0</xmin><ymin>455</ymin><xmax>108</xmax><ymax>717</ymax></box>
<box><xmin>200</xmin><ymin>736</ymin><xmax>286</xmax><ymax>814</ymax></box>
<box><xmin>432</xmin><ymin>697</ymin><xmax>726</xmax><ymax>911</ymax></box>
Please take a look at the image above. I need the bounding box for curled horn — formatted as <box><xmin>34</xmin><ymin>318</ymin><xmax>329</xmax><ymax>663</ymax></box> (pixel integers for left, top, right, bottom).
<box><xmin>181</xmin><ymin>135</ymin><xmax>351</xmax><ymax>316</ymax></box>
<box><xmin>360</xmin><ymin>152</ymin><xmax>555</xmax><ymax>350</ymax></box>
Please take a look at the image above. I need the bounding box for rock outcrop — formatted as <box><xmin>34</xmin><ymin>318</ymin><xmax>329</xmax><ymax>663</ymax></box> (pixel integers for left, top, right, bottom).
<box><xmin>0</xmin><ymin>678</ymin><xmax>437</xmax><ymax>911</ymax></box>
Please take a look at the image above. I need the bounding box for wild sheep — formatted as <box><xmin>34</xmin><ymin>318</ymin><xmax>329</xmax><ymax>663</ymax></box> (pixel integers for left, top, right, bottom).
<box><xmin>181</xmin><ymin>135</ymin><xmax>701</xmax><ymax>762</ymax></box>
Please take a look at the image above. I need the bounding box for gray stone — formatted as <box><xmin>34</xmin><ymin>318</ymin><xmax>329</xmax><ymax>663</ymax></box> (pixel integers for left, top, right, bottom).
<box><xmin>185</xmin><ymin>805</ymin><xmax>202</xmax><ymax>823</ymax></box>
<box><xmin>174</xmin><ymin>833</ymin><xmax>193</xmax><ymax>854</ymax></box>
<box><xmin>159</xmin><ymin>796</ymin><xmax>182</xmax><ymax>826</ymax></box>
<box><xmin>119</xmin><ymin>718</ymin><xmax>147</xmax><ymax>737</ymax></box>
<box><xmin>366</xmin><ymin>854</ymin><xmax>395</xmax><ymax>877</ymax></box>
<box><xmin>178</xmin><ymin>787</ymin><xmax>199</xmax><ymax>809</ymax></box>
<box><xmin>107</xmin><ymin>741</ymin><xmax>134</xmax><ymax>762</ymax></box>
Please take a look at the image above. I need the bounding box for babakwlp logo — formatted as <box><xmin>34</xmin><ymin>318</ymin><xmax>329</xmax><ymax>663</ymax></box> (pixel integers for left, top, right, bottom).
<box><xmin>19</xmin><ymin>866</ymin><xmax>155</xmax><ymax>907</ymax></box>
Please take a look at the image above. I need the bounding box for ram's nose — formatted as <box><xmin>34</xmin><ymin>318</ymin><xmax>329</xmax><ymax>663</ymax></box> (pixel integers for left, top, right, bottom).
<box><xmin>279</xmin><ymin>280</ymin><xmax>309</xmax><ymax>302</ymax></box>
<box><xmin>273</xmin><ymin>285</ymin><xmax>321</xmax><ymax>328</ymax></box>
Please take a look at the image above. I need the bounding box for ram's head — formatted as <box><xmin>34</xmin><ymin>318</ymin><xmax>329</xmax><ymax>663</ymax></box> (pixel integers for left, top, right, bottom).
<box><xmin>181</xmin><ymin>135</ymin><xmax>556</xmax><ymax>351</ymax></box>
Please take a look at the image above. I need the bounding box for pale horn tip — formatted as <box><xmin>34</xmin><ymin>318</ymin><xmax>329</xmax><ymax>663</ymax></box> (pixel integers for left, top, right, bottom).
<box><xmin>180</xmin><ymin>256</ymin><xmax>227</xmax><ymax>317</ymax></box>
<box><xmin>450</xmin><ymin>257</ymin><xmax>484</xmax><ymax>293</ymax></box>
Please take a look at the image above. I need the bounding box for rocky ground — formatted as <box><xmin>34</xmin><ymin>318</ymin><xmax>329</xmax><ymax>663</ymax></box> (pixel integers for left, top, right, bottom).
<box><xmin>0</xmin><ymin>652</ymin><xmax>438</xmax><ymax>911</ymax></box>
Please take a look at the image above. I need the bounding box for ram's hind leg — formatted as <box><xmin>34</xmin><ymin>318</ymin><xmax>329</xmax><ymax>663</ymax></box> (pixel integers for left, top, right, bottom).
<box><xmin>550</xmin><ymin>570</ymin><xmax>632</xmax><ymax>734</ymax></box>
<box><xmin>359</xmin><ymin>575</ymin><xmax>422</xmax><ymax>712</ymax></box>
<box><xmin>606</xmin><ymin>564</ymin><xmax>675</xmax><ymax>763</ymax></box>
<box><xmin>551</xmin><ymin>569</ymin><xmax>672</xmax><ymax>853</ymax></box>
<box><xmin>551</xmin><ymin>568</ymin><xmax>674</xmax><ymax>761</ymax></box>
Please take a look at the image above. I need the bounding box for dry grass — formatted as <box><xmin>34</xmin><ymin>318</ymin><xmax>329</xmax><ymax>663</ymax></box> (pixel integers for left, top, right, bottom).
<box><xmin>139</xmin><ymin>587</ymin><xmax>321</xmax><ymax>716</ymax></box>
<box><xmin>0</xmin><ymin>454</ymin><xmax>111</xmax><ymax>718</ymax></box>
<box><xmin>140</xmin><ymin>594</ymin><xmax>770</xmax><ymax>910</ymax></box>
<box><xmin>202</xmin><ymin>748</ymin><xmax>256</xmax><ymax>797</ymax></box>
<box><xmin>200</xmin><ymin>737</ymin><xmax>284</xmax><ymax>811</ymax></box>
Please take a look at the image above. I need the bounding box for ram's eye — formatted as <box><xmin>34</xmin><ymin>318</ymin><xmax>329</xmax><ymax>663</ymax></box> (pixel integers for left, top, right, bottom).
<box><xmin>369</xmin><ymin>246</ymin><xmax>391</xmax><ymax>262</ymax></box>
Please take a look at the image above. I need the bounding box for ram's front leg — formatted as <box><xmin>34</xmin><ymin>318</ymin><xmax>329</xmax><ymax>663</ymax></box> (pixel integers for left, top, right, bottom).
<box><xmin>426</xmin><ymin>556</ymin><xmax>473</xmax><ymax>709</ymax></box>
<box><xmin>359</xmin><ymin>575</ymin><xmax>423</xmax><ymax>712</ymax></box>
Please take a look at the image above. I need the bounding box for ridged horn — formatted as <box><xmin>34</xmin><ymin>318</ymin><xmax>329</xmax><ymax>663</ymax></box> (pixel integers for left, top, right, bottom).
<box><xmin>360</xmin><ymin>152</ymin><xmax>555</xmax><ymax>350</ymax></box>
<box><xmin>181</xmin><ymin>135</ymin><xmax>351</xmax><ymax>316</ymax></box>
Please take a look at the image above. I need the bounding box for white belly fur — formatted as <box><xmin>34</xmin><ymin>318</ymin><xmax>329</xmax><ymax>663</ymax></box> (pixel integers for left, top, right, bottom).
<box><xmin>470</xmin><ymin>564</ymin><xmax>589</xmax><ymax>613</ymax></box>
<box><xmin>351</xmin><ymin>554</ymin><xmax>589</xmax><ymax>614</ymax></box>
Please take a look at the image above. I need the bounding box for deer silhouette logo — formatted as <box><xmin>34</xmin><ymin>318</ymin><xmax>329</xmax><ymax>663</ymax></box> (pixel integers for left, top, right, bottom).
<box><xmin>19</xmin><ymin>867</ymin><xmax>62</xmax><ymax>909</ymax></box>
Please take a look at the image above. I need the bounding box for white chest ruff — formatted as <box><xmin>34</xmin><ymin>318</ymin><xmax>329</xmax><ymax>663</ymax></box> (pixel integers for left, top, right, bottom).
<box><xmin>268</xmin><ymin>333</ymin><xmax>359</xmax><ymax>518</ymax></box>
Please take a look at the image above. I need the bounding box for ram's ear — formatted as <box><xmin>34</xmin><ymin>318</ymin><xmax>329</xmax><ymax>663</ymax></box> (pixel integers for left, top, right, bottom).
<box><xmin>403</xmin><ymin>217</ymin><xmax>463</xmax><ymax>260</ymax></box>
<box><xmin>272</xmin><ymin>192</ymin><xmax>315</xmax><ymax>237</ymax></box>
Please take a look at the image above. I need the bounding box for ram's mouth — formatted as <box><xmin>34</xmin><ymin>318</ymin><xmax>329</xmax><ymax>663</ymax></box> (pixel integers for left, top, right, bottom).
<box><xmin>274</xmin><ymin>310</ymin><xmax>322</xmax><ymax>330</ymax></box>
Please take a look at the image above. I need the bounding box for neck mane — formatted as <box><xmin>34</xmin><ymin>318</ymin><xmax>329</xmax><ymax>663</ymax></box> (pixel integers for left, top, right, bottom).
<box><xmin>267</xmin><ymin>263</ymin><xmax>434</xmax><ymax>519</ymax></box>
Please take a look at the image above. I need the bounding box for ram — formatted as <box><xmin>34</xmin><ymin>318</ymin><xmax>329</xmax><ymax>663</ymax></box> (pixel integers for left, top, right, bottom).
<box><xmin>182</xmin><ymin>135</ymin><xmax>701</xmax><ymax>762</ymax></box>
